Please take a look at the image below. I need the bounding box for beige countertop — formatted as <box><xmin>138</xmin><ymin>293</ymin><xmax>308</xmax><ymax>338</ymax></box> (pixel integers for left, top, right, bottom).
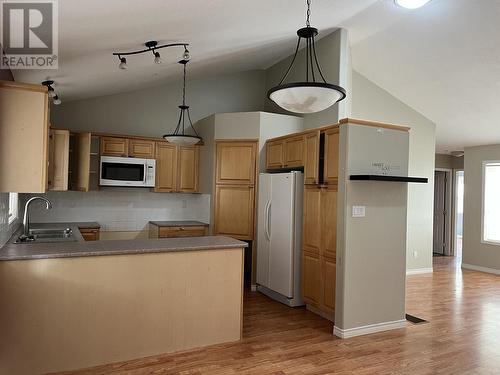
<box><xmin>0</xmin><ymin>222</ymin><xmax>247</xmax><ymax>261</ymax></box>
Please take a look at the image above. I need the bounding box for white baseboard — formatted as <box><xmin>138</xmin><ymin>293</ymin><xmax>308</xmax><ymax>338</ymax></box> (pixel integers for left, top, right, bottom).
<box><xmin>462</xmin><ymin>263</ymin><xmax>500</xmax><ymax>275</ymax></box>
<box><xmin>334</xmin><ymin>319</ymin><xmax>406</xmax><ymax>339</ymax></box>
<box><xmin>406</xmin><ymin>268</ymin><xmax>433</xmax><ymax>276</ymax></box>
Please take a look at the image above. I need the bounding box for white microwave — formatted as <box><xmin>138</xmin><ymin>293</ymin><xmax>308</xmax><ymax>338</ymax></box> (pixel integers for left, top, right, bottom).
<box><xmin>100</xmin><ymin>156</ymin><xmax>156</xmax><ymax>187</ymax></box>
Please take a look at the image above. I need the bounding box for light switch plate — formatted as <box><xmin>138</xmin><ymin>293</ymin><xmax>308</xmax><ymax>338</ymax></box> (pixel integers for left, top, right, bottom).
<box><xmin>352</xmin><ymin>205</ymin><xmax>366</xmax><ymax>218</ymax></box>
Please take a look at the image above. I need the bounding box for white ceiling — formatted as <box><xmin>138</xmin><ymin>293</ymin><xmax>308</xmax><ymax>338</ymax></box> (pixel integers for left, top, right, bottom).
<box><xmin>13</xmin><ymin>0</ymin><xmax>378</xmax><ymax>101</ymax></box>
<box><xmin>344</xmin><ymin>0</ymin><xmax>500</xmax><ymax>153</ymax></box>
<box><xmin>13</xmin><ymin>0</ymin><xmax>499</xmax><ymax>152</ymax></box>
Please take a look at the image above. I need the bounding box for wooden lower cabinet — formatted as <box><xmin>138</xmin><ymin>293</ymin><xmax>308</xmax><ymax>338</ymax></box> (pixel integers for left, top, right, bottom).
<box><xmin>79</xmin><ymin>228</ymin><xmax>100</xmax><ymax>241</ymax></box>
<box><xmin>322</xmin><ymin>257</ymin><xmax>336</xmax><ymax>316</ymax></box>
<box><xmin>214</xmin><ymin>185</ymin><xmax>255</xmax><ymax>240</ymax></box>
<box><xmin>302</xmin><ymin>251</ymin><xmax>321</xmax><ymax>306</ymax></box>
<box><xmin>302</xmin><ymin>186</ymin><xmax>321</xmax><ymax>254</ymax></box>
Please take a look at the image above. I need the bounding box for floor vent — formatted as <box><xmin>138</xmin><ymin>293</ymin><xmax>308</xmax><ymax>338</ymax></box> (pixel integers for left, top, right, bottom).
<box><xmin>405</xmin><ymin>314</ymin><xmax>428</xmax><ymax>324</ymax></box>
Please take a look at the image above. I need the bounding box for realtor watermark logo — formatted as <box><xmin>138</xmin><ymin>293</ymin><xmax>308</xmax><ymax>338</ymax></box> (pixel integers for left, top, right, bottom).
<box><xmin>0</xmin><ymin>0</ymin><xmax>58</xmax><ymax>69</ymax></box>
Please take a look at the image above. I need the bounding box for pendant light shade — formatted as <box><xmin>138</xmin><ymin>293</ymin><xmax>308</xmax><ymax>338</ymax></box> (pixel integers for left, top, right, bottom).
<box><xmin>268</xmin><ymin>1</ymin><xmax>346</xmax><ymax>114</ymax></box>
<box><xmin>163</xmin><ymin>59</ymin><xmax>202</xmax><ymax>146</ymax></box>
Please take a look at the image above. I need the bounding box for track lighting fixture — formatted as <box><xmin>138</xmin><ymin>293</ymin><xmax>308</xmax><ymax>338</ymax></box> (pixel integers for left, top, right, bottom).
<box><xmin>113</xmin><ymin>40</ymin><xmax>189</xmax><ymax>69</ymax></box>
<box><xmin>118</xmin><ymin>57</ymin><xmax>127</xmax><ymax>70</ymax></box>
<box><xmin>268</xmin><ymin>0</ymin><xmax>346</xmax><ymax>114</ymax></box>
<box><xmin>41</xmin><ymin>80</ymin><xmax>62</xmax><ymax>105</ymax></box>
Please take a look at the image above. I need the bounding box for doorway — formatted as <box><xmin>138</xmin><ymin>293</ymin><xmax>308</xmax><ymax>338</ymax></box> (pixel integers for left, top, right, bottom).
<box><xmin>454</xmin><ymin>170</ymin><xmax>464</xmax><ymax>259</ymax></box>
<box><xmin>433</xmin><ymin>169</ymin><xmax>453</xmax><ymax>255</ymax></box>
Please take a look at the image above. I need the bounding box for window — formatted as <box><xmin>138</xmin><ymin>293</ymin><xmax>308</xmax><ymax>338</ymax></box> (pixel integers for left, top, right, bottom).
<box><xmin>483</xmin><ymin>162</ymin><xmax>500</xmax><ymax>243</ymax></box>
<box><xmin>8</xmin><ymin>192</ymin><xmax>18</xmax><ymax>225</ymax></box>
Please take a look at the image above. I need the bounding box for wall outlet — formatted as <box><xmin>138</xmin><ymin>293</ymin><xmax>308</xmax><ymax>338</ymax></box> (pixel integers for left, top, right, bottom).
<box><xmin>352</xmin><ymin>206</ymin><xmax>366</xmax><ymax>218</ymax></box>
<box><xmin>413</xmin><ymin>251</ymin><xmax>418</xmax><ymax>259</ymax></box>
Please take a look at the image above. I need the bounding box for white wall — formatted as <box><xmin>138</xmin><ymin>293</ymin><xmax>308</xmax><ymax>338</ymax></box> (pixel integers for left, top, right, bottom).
<box><xmin>22</xmin><ymin>190</ymin><xmax>210</xmax><ymax>233</ymax></box>
<box><xmin>463</xmin><ymin>145</ymin><xmax>500</xmax><ymax>272</ymax></box>
<box><xmin>350</xmin><ymin>70</ymin><xmax>436</xmax><ymax>272</ymax></box>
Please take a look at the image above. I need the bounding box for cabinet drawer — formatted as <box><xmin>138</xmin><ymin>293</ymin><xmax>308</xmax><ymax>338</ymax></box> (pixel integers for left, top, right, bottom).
<box><xmin>129</xmin><ymin>139</ymin><xmax>155</xmax><ymax>158</ymax></box>
<box><xmin>158</xmin><ymin>226</ymin><xmax>207</xmax><ymax>238</ymax></box>
<box><xmin>79</xmin><ymin>228</ymin><xmax>100</xmax><ymax>241</ymax></box>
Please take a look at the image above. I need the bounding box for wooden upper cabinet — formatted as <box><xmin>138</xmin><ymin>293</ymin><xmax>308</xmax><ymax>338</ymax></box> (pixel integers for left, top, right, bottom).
<box><xmin>214</xmin><ymin>185</ymin><xmax>255</xmax><ymax>240</ymax></box>
<box><xmin>323</xmin><ymin>128</ymin><xmax>339</xmax><ymax>185</ymax></box>
<box><xmin>155</xmin><ymin>142</ymin><xmax>178</xmax><ymax>192</ymax></box>
<box><xmin>216</xmin><ymin>141</ymin><xmax>257</xmax><ymax>185</ymax></box>
<box><xmin>70</xmin><ymin>132</ymin><xmax>92</xmax><ymax>192</ymax></box>
<box><xmin>302</xmin><ymin>251</ymin><xmax>321</xmax><ymax>306</ymax></box>
<box><xmin>128</xmin><ymin>139</ymin><xmax>155</xmax><ymax>158</ymax></box>
<box><xmin>303</xmin><ymin>185</ymin><xmax>322</xmax><ymax>254</ymax></box>
<box><xmin>284</xmin><ymin>135</ymin><xmax>305</xmax><ymax>168</ymax></box>
<box><xmin>304</xmin><ymin>131</ymin><xmax>320</xmax><ymax>185</ymax></box>
<box><xmin>48</xmin><ymin>129</ymin><xmax>70</xmax><ymax>191</ymax></box>
<box><xmin>266</xmin><ymin>140</ymin><xmax>285</xmax><ymax>170</ymax></box>
<box><xmin>321</xmin><ymin>186</ymin><xmax>337</xmax><ymax>260</ymax></box>
<box><xmin>100</xmin><ymin>136</ymin><xmax>129</xmax><ymax>157</ymax></box>
<box><xmin>177</xmin><ymin>146</ymin><xmax>199</xmax><ymax>193</ymax></box>
<box><xmin>0</xmin><ymin>81</ymin><xmax>49</xmax><ymax>193</ymax></box>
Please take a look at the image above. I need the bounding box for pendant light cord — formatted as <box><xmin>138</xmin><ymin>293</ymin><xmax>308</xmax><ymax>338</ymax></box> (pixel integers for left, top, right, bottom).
<box><xmin>182</xmin><ymin>62</ymin><xmax>187</xmax><ymax>106</ymax></box>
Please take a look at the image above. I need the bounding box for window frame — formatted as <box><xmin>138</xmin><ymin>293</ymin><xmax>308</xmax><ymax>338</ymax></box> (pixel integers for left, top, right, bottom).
<box><xmin>481</xmin><ymin>161</ymin><xmax>500</xmax><ymax>246</ymax></box>
<box><xmin>8</xmin><ymin>192</ymin><xmax>19</xmax><ymax>226</ymax></box>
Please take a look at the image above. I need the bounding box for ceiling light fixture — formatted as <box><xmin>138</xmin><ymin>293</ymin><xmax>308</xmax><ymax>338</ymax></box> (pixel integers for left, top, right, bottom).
<box><xmin>41</xmin><ymin>80</ymin><xmax>62</xmax><ymax>105</ymax></box>
<box><xmin>163</xmin><ymin>59</ymin><xmax>202</xmax><ymax>146</ymax></box>
<box><xmin>113</xmin><ymin>40</ymin><xmax>189</xmax><ymax>69</ymax></box>
<box><xmin>394</xmin><ymin>0</ymin><xmax>431</xmax><ymax>9</ymax></box>
<box><xmin>268</xmin><ymin>0</ymin><xmax>346</xmax><ymax>114</ymax></box>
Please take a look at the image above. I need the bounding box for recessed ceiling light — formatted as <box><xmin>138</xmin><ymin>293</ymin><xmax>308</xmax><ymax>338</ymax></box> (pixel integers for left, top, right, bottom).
<box><xmin>395</xmin><ymin>0</ymin><xmax>431</xmax><ymax>9</ymax></box>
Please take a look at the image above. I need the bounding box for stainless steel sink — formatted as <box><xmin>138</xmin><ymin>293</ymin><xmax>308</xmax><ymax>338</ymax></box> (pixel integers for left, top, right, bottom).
<box><xmin>14</xmin><ymin>228</ymin><xmax>76</xmax><ymax>244</ymax></box>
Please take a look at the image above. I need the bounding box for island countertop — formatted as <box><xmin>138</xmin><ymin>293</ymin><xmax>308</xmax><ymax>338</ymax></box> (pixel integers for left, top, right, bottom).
<box><xmin>0</xmin><ymin>222</ymin><xmax>247</xmax><ymax>261</ymax></box>
<box><xmin>149</xmin><ymin>220</ymin><xmax>209</xmax><ymax>227</ymax></box>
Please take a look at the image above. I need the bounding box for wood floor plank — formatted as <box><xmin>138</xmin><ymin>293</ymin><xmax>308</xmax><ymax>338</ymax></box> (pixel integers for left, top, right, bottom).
<box><xmin>52</xmin><ymin>257</ymin><xmax>500</xmax><ymax>375</ymax></box>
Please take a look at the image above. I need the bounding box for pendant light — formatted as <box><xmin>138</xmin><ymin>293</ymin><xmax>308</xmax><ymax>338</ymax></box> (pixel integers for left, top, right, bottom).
<box><xmin>163</xmin><ymin>59</ymin><xmax>202</xmax><ymax>146</ymax></box>
<box><xmin>268</xmin><ymin>0</ymin><xmax>346</xmax><ymax>114</ymax></box>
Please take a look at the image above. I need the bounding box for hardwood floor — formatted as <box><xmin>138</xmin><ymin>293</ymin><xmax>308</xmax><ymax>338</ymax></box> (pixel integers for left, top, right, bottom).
<box><xmin>54</xmin><ymin>257</ymin><xmax>500</xmax><ymax>375</ymax></box>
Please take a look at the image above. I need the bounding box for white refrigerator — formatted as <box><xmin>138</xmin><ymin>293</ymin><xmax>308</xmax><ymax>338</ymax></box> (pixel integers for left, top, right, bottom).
<box><xmin>256</xmin><ymin>171</ymin><xmax>304</xmax><ymax>307</ymax></box>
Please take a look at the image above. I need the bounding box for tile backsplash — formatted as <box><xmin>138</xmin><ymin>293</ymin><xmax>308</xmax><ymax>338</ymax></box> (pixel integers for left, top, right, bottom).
<box><xmin>22</xmin><ymin>189</ymin><xmax>210</xmax><ymax>232</ymax></box>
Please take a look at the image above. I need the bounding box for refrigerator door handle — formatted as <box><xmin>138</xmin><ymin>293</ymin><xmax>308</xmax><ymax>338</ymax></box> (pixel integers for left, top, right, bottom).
<box><xmin>264</xmin><ymin>200</ymin><xmax>271</xmax><ymax>241</ymax></box>
<box><xmin>266</xmin><ymin>201</ymin><xmax>272</xmax><ymax>241</ymax></box>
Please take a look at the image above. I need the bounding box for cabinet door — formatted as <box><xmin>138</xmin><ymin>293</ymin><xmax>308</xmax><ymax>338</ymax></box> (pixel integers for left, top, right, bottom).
<box><xmin>129</xmin><ymin>139</ymin><xmax>155</xmax><ymax>158</ymax></box>
<box><xmin>266</xmin><ymin>140</ymin><xmax>284</xmax><ymax>170</ymax></box>
<box><xmin>303</xmin><ymin>185</ymin><xmax>321</xmax><ymax>254</ymax></box>
<box><xmin>155</xmin><ymin>142</ymin><xmax>178</xmax><ymax>192</ymax></box>
<box><xmin>48</xmin><ymin>129</ymin><xmax>70</xmax><ymax>191</ymax></box>
<box><xmin>321</xmin><ymin>186</ymin><xmax>337</xmax><ymax>260</ymax></box>
<box><xmin>100</xmin><ymin>136</ymin><xmax>129</xmax><ymax>157</ymax></box>
<box><xmin>304</xmin><ymin>131</ymin><xmax>320</xmax><ymax>185</ymax></box>
<box><xmin>284</xmin><ymin>136</ymin><xmax>304</xmax><ymax>168</ymax></box>
<box><xmin>214</xmin><ymin>185</ymin><xmax>255</xmax><ymax>240</ymax></box>
<box><xmin>323</xmin><ymin>128</ymin><xmax>339</xmax><ymax>185</ymax></box>
<box><xmin>80</xmin><ymin>228</ymin><xmax>100</xmax><ymax>241</ymax></box>
<box><xmin>302</xmin><ymin>251</ymin><xmax>321</xmax><ymax>306</ymax></box>
<box><xmin>158</xmin><ymin>226</ymin><xmax>207</xmax><ymax>238</ymax></box>
<box><xmin>322</xmin><ymin>257</ymin><xmax>336</xmax><ymax>316</ymax></box>
<box><xmin>71</xmin><ymin>132</ymin><xmax>91</xmax><ymax>192</ymax></box>
<box><xmin>216</xmin><ymin>141</ymin><xmax>257</xmax><ymax>185</ymax></box>
<box><xmin>177</xmin><ymin>146</ymin><xmax>199</xmax><ymax>193</ymax></box>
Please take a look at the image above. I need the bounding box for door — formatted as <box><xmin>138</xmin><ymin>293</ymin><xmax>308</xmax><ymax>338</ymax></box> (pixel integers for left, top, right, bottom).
<box><xmin>155</xmin><ymin>142</ymin><xmax>177</xmax><ymax>192</ymax></box>
<box><xmin>177</xmin><ymin>146</ymin><xmax>199</xmax><ymax>192</ymax></box>
<box><xmin>433</xmin><ymin>170</ymin><xmax>447</xmax><ymax>254</ymax></box>
<box><xmin>302</xmin><ymin>251</ymin><xmax>321</xmax><ymax>305</ymax></box>
<box><xmin>304</xmin><ymin>131</ymin><xmax>320</xmax><ymax>184</ymax></box>
<box><xmin>100</xmin><ymin>136</ymin><xmax>129</xmax><ymax>157</ymax></box>
<box><xmin>303</xmin><ymin>185</ymin><xmax>321</xmax><ymax>254</ymax></box>
<box><xmin>72</xmin><ymin>132</ymin><xmax>91</xmax><ymax>192</ymax></box>
<box><xmin>268</xmin><ymin>173</ymin><xmax>294</xmax><ymax>298</ymax></box>
<box><xmin>321</xmin><ymin>186</ymin><xmax>337</xmax><ymax>259</ymax></box>
<box><xmin>214</xmin><ymin>185</ymin><xmax>255</xmax><ymax>240</ymax></box>
<box><xmin>266</xmin><ymin>140</ymin><xmax>284</xmax><ymax>170</ymax></box>
<box><xmin>256</xmin><ymin>174</ymin><xmax>271</xmax><ymax>287</ymax></box>
<box><xmin>216</xmin><ymin>141</ymin><xmax>257</xmax><ymax>185</ymax></box>
<box><xmin>322</xmin><ymin>257</ymin><xmax>336</xmax><ymax>316</ymax></box>
<box><xmin>323</xmin><ymin>128</ymin><xmax>339</xmax><ymax>185</ymax></box>
<box><xmin>284</xmin><ymin>136</ymin><xmax>304</xmax><ymax>168</ymax></box>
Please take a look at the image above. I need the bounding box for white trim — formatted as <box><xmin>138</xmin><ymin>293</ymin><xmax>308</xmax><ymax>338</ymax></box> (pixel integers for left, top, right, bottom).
<box><xmin>406</xmin><ymin>268</ymin><xmax>433</xmax><ymax>275</ymax></box>
<box><xmin>333</xmin><ymin>319</ymin><xmax>406</xmax><ymax>339</ymax></box>
<box><xmin>462</xmin><ymin>263</ymin><xmax>500</xmax><ymax>276</ymax></box>
<box><xmin>250</xmin><ymin>284</ymin><xmax>257</xmax><ymax>292</ymax></box>
<box><xmin>481</xmin><ymin>161</ymin><xmax>500</xmax><ymax>246</ymax></box>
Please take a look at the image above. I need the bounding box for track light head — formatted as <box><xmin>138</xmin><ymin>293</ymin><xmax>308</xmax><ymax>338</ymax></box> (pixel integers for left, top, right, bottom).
<box><xmin>118</xmin><ymin>57</ymin><xmax>127</xmax><ymax>70</ymax></box>
<box><xmin>47</xmin><ymin>86</ymin><xmax>56</xmax><ymax>98</ymax></box>
<box><xmin>154</xmin><ymin>51</ymin><xmax>162</xmax><ymax>64</ymax></box>
<box><xmin>52</xmin><ymin>95</ymin><xmax>61</xmax><ymax>105</ymax></box>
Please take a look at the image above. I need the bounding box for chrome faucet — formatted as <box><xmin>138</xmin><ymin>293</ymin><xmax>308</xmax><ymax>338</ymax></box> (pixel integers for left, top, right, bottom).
<box><xmin>23</xmin><ymin>196</ymin><xmax>52</xmax><ymax>237</ymax></box>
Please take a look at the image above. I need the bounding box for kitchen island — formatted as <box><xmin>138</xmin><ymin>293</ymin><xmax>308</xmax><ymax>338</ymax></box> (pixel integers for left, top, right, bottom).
<box><xmin>0</xmin><ymin>223</ymin><xmax>247</xmax><ymax>374</ymax></box>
